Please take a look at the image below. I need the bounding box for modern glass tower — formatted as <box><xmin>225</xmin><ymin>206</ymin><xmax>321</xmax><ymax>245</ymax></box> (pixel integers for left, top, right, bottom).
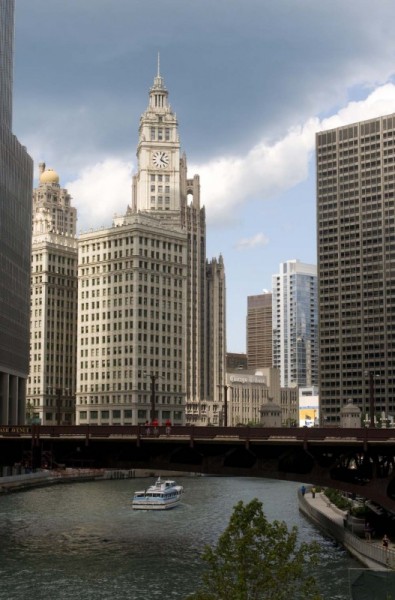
<box><xmin>317</xmin><ymin>114</ymin><xmax>395</xmax><ymax>424</ymax></box>
<box><xmin>272</xmin><ymin>260</ymin><xmax>318</xmax><ymax>388</ymax></box>
<box><xmin>0</xmin><ymin>0</ymin><xmax>33</xmax><ymax>425</ymax></box>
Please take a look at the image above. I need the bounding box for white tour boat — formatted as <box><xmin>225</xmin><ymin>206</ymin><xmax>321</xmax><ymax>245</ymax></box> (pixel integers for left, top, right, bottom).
<box><xmin>132</xmin><ymin>477</ymin><xmax>184</xmax><ymax>510</ymax></box>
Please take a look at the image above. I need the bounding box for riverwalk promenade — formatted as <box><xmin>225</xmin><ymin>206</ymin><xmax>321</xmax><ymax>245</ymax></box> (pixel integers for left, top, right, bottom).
<box><xmin>299</xmin><ymin>488</ymin><xmax>395</xmax><ymax>571</ymax></box>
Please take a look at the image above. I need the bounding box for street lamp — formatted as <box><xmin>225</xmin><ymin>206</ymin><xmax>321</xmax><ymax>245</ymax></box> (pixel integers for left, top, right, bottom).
<box><xmin>56</xmin><ymin>388</ymin><xmax>62</xmax><ymax>426</ymax></box>
<box><xmin>54</xmin><ymin>387</ymin><xmax>71</xmax><ymax>426</ymax></box>
<box><xmin>144</xmin><ymin>373</ymin><xmax>160</xmax><ymax>423</ymax></box>
<box><xmin>218</xmin><ymin>384</ymin><xmax>232</xmax><ymax>427</ymax></box>
<box><xmin>365</xmin><ymin>371</ymin><xmax>379</xmax><ymax>428</ymax></box>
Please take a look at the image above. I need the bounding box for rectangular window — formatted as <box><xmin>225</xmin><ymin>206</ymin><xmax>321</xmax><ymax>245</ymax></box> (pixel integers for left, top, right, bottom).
<box><xmin>150</xmin><ymin>127</ymin><xmax>155</xmax><ymax>140</ymax></box>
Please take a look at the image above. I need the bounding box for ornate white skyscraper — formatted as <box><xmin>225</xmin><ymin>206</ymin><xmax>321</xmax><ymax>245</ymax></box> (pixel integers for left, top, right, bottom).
<box><xmin>76</xmin><ymin>65</ymin><xmax>226</xmax><ymax>426</ymax></box>
<box><xmin>27</xmin><ymin>164</ymin><xmax>78</xmax><ymax>425</ymax></box>
<box><xmin>0</xmin><ymin>1</ymin><xmax>33</xmax><ymax>425</ymax></box>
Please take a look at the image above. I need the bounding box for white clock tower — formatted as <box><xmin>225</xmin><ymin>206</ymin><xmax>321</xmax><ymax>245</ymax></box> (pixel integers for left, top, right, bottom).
<box><xmin>132</xmin><ymin>57</ymin><xmax>181</xmax><ymax>213</ymax></box>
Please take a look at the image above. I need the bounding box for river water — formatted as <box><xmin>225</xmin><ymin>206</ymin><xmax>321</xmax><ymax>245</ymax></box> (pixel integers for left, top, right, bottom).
<box><xmin>0</xmin><ymin>476</ymin><xmax>360</xmax><ymax>599</ymax></box>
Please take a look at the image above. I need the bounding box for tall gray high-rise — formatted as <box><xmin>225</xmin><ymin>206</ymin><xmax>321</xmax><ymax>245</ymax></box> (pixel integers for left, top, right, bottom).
<box><xmin>0</xmin><ymin>0</ymin><xmax>13</xmax><ymax>128</ymax></box>
<box><xmin>0</xmin><ymin>0</ymin><xmax>33</xmax><ymax>425</ymax></box>
<box><xmin>317</xmin><ymin>114</ymin><xmax>395</xmax><ymax>424</ymax></box>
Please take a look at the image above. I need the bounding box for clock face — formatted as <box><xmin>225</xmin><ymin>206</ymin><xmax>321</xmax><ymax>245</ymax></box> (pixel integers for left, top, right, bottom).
<box><xmin>152</xmin><ymin>151</ymin><xmax>169</xmax><ymax>169</ymax></box>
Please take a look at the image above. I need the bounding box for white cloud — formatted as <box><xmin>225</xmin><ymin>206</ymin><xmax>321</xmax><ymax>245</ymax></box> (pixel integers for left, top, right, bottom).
<box><xmin>66</xmin><ymin>159</ymin><xmax>133</xmax><ymax>232</ymax></box>
<box><xmin>191</xmin><ymin>83</ymin><xmax>395</xmax><ymax>225</ymax></box>
<box><xmin>235</xmin><ymin>233</ymin><xmax>269</xmax><ymax>251</ymax></box>
<box><xmin>65</xmin><ymin>84</ymin><xmax>395</xmax><ymax>232</ymax></box>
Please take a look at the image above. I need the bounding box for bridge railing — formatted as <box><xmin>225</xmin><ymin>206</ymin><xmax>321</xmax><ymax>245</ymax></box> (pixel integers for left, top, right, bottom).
<box><xmin>2</xmin><ymin>425</ymin><xmax>395</xmax><ymax>443</ymax></box>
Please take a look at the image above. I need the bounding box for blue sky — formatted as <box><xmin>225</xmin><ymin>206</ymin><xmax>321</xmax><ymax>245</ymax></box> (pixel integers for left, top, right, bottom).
<box><xmin>13</xmin><ymin>0</ymin><xmax>395</xmax><ymax>352</ymax></box>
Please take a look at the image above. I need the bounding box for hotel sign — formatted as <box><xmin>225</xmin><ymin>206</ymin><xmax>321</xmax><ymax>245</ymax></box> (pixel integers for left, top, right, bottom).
<box><xmin>229</xmin><ymin>375</ymin><xmax>265</xmax><ymax>385</ymax></box>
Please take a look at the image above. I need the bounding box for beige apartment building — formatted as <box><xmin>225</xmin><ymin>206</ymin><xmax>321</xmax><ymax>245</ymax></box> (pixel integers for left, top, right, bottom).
<box><xmin>317</xmin><ymin>114</ymin><xmax>395</xmax><ymax>423</ymax></box>
<box><xmin>76</xmin><ymin>66</ymin><xmax>226</xmax><ymax>426</ymax></box>
<box><xmin>27</xmin><ymin>164</ymin><xmax>78</xmax><ymax>424</ymax></box>
<box><xmin>246</xmin><ymin>293</ymin><xmax>272</xmax><ymax>369</ymax></box>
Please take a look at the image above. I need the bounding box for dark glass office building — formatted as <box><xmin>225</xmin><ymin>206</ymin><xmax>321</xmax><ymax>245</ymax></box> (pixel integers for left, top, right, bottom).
<box><xmin>0</xmin><ymin>0</ymin><xmax>33</xmax><ymax>424</ymax></box>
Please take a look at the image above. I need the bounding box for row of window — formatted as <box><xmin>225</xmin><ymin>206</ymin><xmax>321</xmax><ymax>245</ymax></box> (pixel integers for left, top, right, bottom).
<box><xmin>80</xmin><ymin>237</ymin><xmax>181</xmax><ymax>252</ymax></box>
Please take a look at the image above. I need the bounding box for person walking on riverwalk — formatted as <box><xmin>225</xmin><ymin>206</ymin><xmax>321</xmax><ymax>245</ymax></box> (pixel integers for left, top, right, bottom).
<box><xmin>311</xmin><ymin>487</ymin><xmax>316</xmax><ymax>498</ymax></box>
<box><xmin>382</xmin><ymin>534</ymin><xmax>390</xmax><ymax>565</ymax></box>
<box><xmin>364</xmin><ymin>521</ymin><xmax>372</xmax><ymax>542</ymax></box>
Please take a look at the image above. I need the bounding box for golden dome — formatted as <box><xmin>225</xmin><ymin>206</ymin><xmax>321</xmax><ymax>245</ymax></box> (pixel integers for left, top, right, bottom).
<box><xmin>40</xmin><ymin>168</ymin><xmax>59</xmax><ymax>184</ymax></box>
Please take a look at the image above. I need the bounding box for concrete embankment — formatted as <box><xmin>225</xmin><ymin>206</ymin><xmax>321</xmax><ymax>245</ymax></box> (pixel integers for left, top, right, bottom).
<box><xmin>299</xmin><ymin>489</ymin><xmax>395</xmax><ymax>571</ymax></box>
<box><xmin>0</xmin><ymin>469</ymin><xmax>108</xmax><ymax>493</ymax></box>
<box><xmin>0</xmin><ymin>468</ymin><xmax>193</xmax><ymax>494</ymax></box>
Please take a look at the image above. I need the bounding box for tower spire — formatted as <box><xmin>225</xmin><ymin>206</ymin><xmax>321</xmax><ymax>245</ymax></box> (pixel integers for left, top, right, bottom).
<box><xmin>151</xmin><ymin>52</ymin><xmax>165</xmax><ymax>91</ymax></box>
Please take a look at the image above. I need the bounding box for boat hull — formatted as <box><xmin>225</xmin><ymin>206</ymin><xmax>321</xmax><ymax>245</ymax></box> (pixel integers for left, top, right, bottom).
<box><xmin>132</xmin><ymin>498</ymin><xmax>181</xmax><ymax>510</ymax></box>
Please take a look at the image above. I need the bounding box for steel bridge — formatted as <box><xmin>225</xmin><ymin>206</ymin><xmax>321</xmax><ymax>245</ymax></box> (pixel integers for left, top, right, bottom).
<box><xmin>1</xmin><ymin>425</ymin><xmax>395</xmax><ymax>511</ymax></box>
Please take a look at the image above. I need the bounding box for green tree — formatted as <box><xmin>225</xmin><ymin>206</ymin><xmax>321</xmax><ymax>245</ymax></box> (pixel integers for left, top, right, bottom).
<box><xmin>187</xmin><ymin>498</ymin><xmax>322</xmax><ymax>600</ymax></box>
